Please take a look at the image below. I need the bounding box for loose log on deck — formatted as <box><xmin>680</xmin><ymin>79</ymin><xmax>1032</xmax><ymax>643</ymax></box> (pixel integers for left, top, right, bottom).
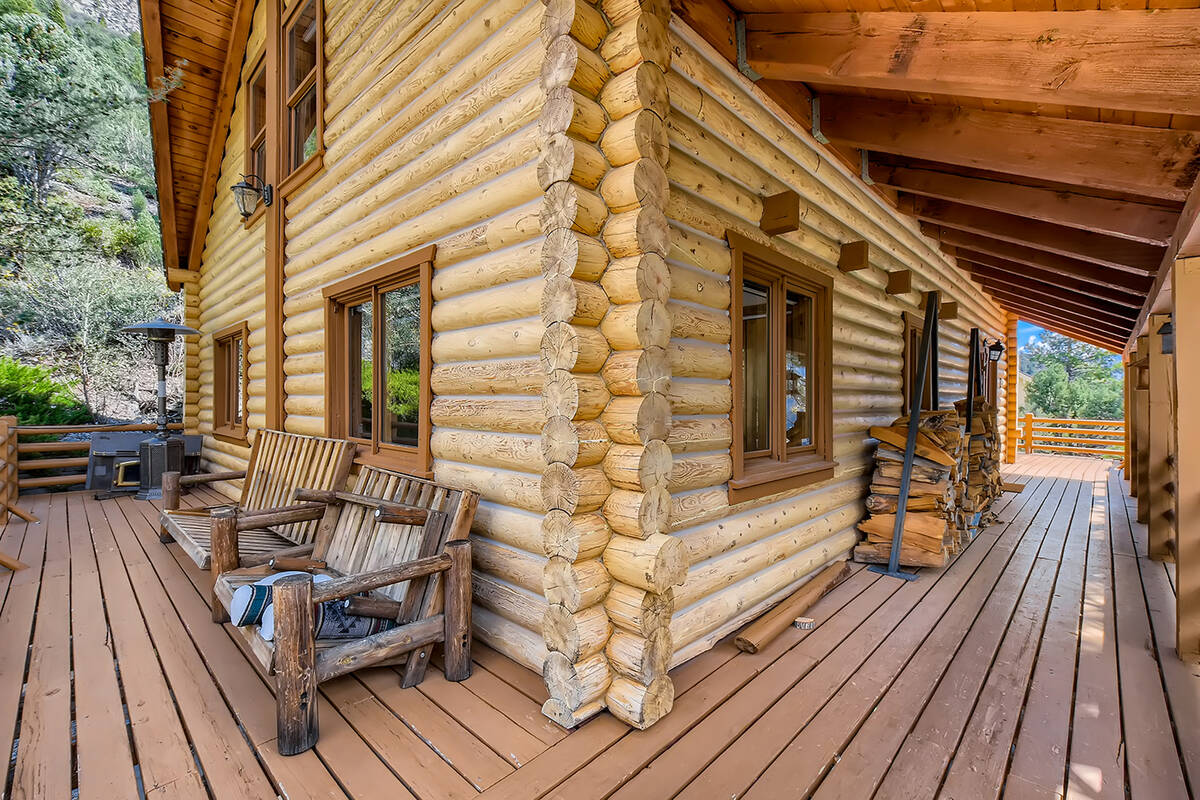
<box><xmin>733</xmin><ymin>561</ymin><xmax>850</xmax><ymax>654</ymax></box>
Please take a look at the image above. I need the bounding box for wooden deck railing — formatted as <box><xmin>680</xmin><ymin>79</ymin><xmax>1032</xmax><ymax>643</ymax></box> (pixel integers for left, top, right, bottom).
<box><xmin>0</xmin><ymin>417</ymin><xmax>184</xmax><ymax>500</ymax></box>
<box><xmin>1017</xmin><ymin>413</ymin><xmax>1125</xmax><ymax>460</ymax></box>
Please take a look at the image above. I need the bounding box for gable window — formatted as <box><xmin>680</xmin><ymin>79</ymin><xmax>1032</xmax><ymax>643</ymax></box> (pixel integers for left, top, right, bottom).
<box><xmin>902</xmin><ymin>311</ymin><xmax>935</xmax><ymax>414</ymax></box>
<box><xmin>283</xmin><ymin>0</ymin><xmax>322</xmax><ymax>177</ymax></box>
<box><xmin>242</xmin><ymin>56</ymin><xmax>268</xmax><ymax>224</ymax></box>
<box><xmin>213</xmin><ymin>322</ymin><xmax>250</xmax><ymax>441</ymax></box>
<box><xmin>728</xmin><ymin>232</ymin><xmax>835</xmax><ymax>503</ymax></box>
<box><xmin>324</xmin><ymin>245</ymin><xmax>434</xmax><ymax>473</ymax></box>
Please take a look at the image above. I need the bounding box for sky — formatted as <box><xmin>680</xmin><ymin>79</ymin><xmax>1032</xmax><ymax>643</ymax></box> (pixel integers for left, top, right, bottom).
<box><xmin>1016</xmin><ymin>321</ymin><xmax>1045</xmax><ymax>351</ymax></box>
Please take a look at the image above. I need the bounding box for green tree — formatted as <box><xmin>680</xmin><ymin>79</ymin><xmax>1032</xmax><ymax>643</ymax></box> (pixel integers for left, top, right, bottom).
<box><xmin>1022</xmin><ymin>331</ymin><xmax>1123</xmax><ymax>420</ymax></box>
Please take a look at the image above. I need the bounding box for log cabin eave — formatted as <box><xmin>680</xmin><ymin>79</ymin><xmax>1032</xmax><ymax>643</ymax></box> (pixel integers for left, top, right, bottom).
<box><xmin>671</xmin><ymin>0</ymin><xmax>1200</xmax><ymax>353</ymax></box>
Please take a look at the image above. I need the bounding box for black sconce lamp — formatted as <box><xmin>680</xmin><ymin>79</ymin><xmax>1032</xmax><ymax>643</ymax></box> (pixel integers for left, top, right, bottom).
<box><xmin>231</xmin><ymin>174</ymin><xmax>272</xmax><ymax>219</ymax></box>
<box><xmin>1159</xmin><ymin>317</ymin><xmax>1174</xmax><ymax>355</ymax></box>
<box><xmin>987</xmin><ymin>339</ymin><xmax>1005</xmax><ymax>363</ymax></box>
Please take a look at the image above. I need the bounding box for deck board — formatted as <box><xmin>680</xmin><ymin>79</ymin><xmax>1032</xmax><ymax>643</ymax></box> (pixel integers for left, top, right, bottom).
<box><xmin>2</xmin><ymin>454</ymin><xmax>1195</xmax><ymax>800</ymax></box>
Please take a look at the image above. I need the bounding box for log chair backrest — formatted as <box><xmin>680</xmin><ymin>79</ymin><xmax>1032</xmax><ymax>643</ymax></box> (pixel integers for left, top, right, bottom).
<box><xmin>240</xmin><ymin>430</ymin><xmax>356</xmax><ymax>544</ymax></box>
<box><xmin>317</xmin><ymin>466</ymin><xmax>478</xmax><ymax>604</ymax></box>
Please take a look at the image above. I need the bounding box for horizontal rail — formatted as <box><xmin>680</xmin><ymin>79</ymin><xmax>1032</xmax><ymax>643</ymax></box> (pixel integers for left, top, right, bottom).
<box><xmin>18</xmin><ymin>456</ymin><xmax>89</xmax><ymax>471</ymax></box>
<box><xmin>19</xmin><ymin>474</ymin><xmax>87</xmax><ymax>489</ymax></box>
<box><xmin>17</xmin><ymin>441</ymin><xmax>91</xmax><ymax>454</ymax></box>
<box><xmin>1018</xmin><ymin>414</ymin><xmax>1126</xmax><ymax>460</ymax></box>
<box><xmin>14</xmin><ymin>422</ymin><xmax>182</xmax><ymax>435</ymax></box>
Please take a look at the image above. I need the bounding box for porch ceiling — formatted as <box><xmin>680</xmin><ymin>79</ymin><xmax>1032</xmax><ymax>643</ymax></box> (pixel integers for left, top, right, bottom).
<box><xmin>673</xmin><ymin>1</ymin><xmax>1200</xmax><ymax>352</ymax></box>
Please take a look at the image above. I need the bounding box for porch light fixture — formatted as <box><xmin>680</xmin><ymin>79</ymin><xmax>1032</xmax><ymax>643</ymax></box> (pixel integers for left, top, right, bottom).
<box><xmin>1159</xmin><ymin>317</ymin><xmax>1174</xmax><ymax>355</ymax></box>
<box><xmin>987</xmin><ymin>339</ymin><xmax>1005</xmax><ymax>363</ymax></box>
<box><xmin>122</xmin><ymin>318</ymin><xmax>201</xmax><ymax>499</ymax></box>
<box><xmin>231</xmin><ymin>174</ymin><xmax>272</xmax><ymax>219</ymax></box>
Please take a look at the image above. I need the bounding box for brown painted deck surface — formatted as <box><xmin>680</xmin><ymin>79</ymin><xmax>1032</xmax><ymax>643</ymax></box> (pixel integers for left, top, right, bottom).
<box><xmin>1</xmin><ymin>454</ymin><xmax>1196</xmax><ymax>799</ymax></box>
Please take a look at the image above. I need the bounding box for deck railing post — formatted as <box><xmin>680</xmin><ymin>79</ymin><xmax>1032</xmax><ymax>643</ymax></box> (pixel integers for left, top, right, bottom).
<box><xmin>0</xmin><ymin>416</ymin><xmax>16</xmax><ymax>523</ymax></box>
<box><xmin>1022</xmin><ymin>413</ymin><xmax>1034</xmax><ymax>454</ymax></box>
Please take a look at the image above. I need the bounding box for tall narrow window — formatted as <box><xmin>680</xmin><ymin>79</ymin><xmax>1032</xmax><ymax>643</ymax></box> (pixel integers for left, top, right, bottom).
<box><xmin>729</xmin><ymin>232</ymin><xmax>834</xmax><ymax>503</ymax></box>
<box><xmin>242</xmin><ymin>56</ymin><xmax>267</xmax><ymax>221</ymax></box>
<box><xmin>213</xmin><ymin>322</ymin><xmax>249</xmax><ymax>441</ymax></box>
<box><xmin>324</xmin><ymin>246</ymin><xmax>434</xmax><ymax>473</ymax></box>
<box><xmin>902</xmin><ymin>312</ymin><xmax>934</xmax><ymax>414</ymax></box>
<box><xmin>283</xmin><ymin>0</ymin><xmax>322</xmax><ymax>175</ymax></box>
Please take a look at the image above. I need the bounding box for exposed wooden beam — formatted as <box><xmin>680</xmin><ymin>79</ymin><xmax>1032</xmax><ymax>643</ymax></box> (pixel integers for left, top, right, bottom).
<box><xmin>761</xmin><ymin>190</ymin><xmax>800</xmax><ymax>235</ymax></box>
<box><xmin>820</xmin><ymin>96</ymin><xmax>1199</xmax><ymax>202</ymax></box>
<box><xmin>927</xmin><ymin>225</ymin><xmax>1154</xmax><ymax>295</ymax></box>
<box><xmin>959</xmin><ymin>254</ymin><xmax>1143</xmax><ymax>309</ymax></box>
<box><xmin>906</xmin><ymin>197</ymin><xmax>1162</xmax><ymax>275</ymax></box>
<box><xmin>872</xmin><ymin>164</ymin><xmax>1176</xmax><ymax>246</ymax></box>
<box><xmin>185</xmin><ymin>0</ymin><xmax>255</xmax><ymax>279</ymax></box>
<box><xmin>971</xmin><ymin>274</ymin><xmax>1139</xmax><ymax>327</ymax></box>
<box><xmin>1004</xmin><ymin>307</ymin><xmax>1124</xmax><ymax>352</ymax></box>
<box><xmin>981</xmin><ymin>286</ymin><xmax>1132</xmax><ymax>339</ymax></box>
<box><xmin>743</xmin><ymin>11</ymin><xmax>1200</xmax><ymax>117</ymax></box>
<box><xmin>886</xmin><ymin>269</ymin><xmax>911</xmax><ymax>295</ymax></box>
<box><xmin>139</xmin><ymin>0</ymin><xmax>180</xmax><ymax>278</ymax></box>
<box><xmin>837</xmin><ymin>240</ymin><xmax>869</xmax><ymax>272</ymax></box>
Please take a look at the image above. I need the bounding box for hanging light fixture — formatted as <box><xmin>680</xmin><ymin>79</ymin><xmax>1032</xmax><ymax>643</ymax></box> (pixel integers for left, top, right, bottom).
<box><xmin>231</xmin><ymin>174</ymin><xmax>272</xmax><ymax>219</ymax></box>
<box><xmin>1159</xmin><ymin>317</ymin><xmax>1174</xmax><ymax>355</ymax></box>
<box><xmin>987</xmin><ymin>339</ymin><xmax>1005</xmax><ymax>362</ymax></box>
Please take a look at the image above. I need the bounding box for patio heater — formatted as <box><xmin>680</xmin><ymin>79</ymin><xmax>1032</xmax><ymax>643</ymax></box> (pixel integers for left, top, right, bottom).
<box><xmin>122</xmin><ymin>318</ymin><xmax>200</xmax><ymax>500</ymax></box>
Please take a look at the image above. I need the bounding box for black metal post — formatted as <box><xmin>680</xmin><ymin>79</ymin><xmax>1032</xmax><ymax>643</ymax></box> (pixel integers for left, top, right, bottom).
<box><xmin>963</xmin><ymin>328</ymin><xmax>980</xmax><ymax>488</ymax></box>
<box><xmin>870</xmin><ymin>290</ymin><xmax>940</xmax><ymax>581</ymax></box>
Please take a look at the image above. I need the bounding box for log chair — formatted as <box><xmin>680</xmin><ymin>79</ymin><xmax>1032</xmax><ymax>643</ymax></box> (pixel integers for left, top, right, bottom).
<box><xmin>159</xmin><ymin>429</ymin><xmax>357</xmax><ymax>569</ymax></box>
<box><xmin>209</xmin><ymin>466</ymin><xmax>479</xmax><ymax>753</ymax></box>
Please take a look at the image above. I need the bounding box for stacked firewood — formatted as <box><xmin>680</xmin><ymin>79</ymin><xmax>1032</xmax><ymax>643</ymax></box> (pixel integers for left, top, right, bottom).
<box><xmin>954</xmin><ymin>398</ymin><xmax>1003</xmax><ymax>537</ymax></box>
<box><xmin>854</xmin><ymin>410</ymin><xmax>965</xmax><ymax>568</ymax></box>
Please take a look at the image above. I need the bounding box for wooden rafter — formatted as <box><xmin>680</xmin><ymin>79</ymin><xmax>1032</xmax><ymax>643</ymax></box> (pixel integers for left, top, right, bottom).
<box><xmin>906</xmin><ymin>197</ymin><xmax>1163</xmax><ymax>276</ymax></box>
<box><xmin>926</xmin><ymin>225</ymin><xmax>1154</xmax><ymax>295</ymax></box>
<box><xmin>959</xmin><ymin>254</ymin><xmax>1143</xmax><ymax>309</ymax></box>
<box><xmin>139</xmin><ymin>0</ymin><xmax>180</xmax><ymax>272</ymax></box>
<box><xmin>982</xmin><ymin>286</ymin><xmax>1132</xmax><ymax>339</ymax></box>
<box><xmin>970</xmin><ymin>274</ymin><xmax>1139</xmax><ymax>327</ymax></box>
<box><xmin>184</xmin><ymin>0</ymin><xmax>256</xmax><ymax>279</ymax></box>
<box><xmin>743</xmin><ymin>11</ymin><xmax>1200</xmax><ymax>117</ymax></box>
<box><xmin>871</xmin><ymin>164</ymin><xmax>1177</xmax><ymax>246</ymax></box>
<box><xmin>1005</xmin><ymin>307</ymin><xmax>1124</xmax><ymax>352</ymax></box>
<box><xmin>819</xmin><ymin>97</ymin><xmax>1199</xmax><ymax>201</ymax></box>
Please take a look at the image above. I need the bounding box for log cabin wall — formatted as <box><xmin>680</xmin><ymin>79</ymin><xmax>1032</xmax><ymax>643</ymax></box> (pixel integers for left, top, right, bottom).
<box><xmin>661</xmin><ymin>21</ymin><xmax>1008</xmax><ymax>666</ymax></box>
<box><xmin>186</xmin><ymin>0</ymin><xmax>270</xmax><ymax>473</ymax></box>
<box><xmin>279</xmin><ymin>0</ymin><xmax>552</xmax><ymax>672</ymax></box>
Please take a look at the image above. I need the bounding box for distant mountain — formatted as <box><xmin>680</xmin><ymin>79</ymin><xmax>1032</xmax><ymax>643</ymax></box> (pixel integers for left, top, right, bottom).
<box><xmin>64</xmin><ymin>0</ymin><xmax>138</xmax><ymax>36</ymax></box>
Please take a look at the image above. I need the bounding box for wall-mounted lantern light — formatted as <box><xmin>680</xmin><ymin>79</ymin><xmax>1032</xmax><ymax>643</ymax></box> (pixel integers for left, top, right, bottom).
<box><xmin>1159</xmin><ymin>317</ymin><xmax>1174</xmax><ymax>355</ymax></box>
<box><xmin>231</xmin><ymin>174</ymin><xmax>272</xmax><ymax>219</ymax></box>
<box><xmin>987</xmin><ymin>339</ymin><xmax>1005</xmax><ymax>363</ymax></box>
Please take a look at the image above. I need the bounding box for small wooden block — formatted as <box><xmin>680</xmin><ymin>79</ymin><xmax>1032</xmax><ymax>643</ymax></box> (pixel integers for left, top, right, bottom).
<box><xmin>760</xmin><ymin>190</ymin><xmax>800</xmax><ymax>235</ymax></box>
<box><xmin>940</xmin><ymin>301</ymin><xmax>959</xmax><ymax>320</ymax></box>
<box><xmin>838</xmin><ymin>240</ymin><xmax>870</xmax><ymax>272</ymax></box>
<box><xmin>886</xmin><ymin>269</ymin><xmax>912</xmax><ymax>295</ymax></box>
<box><xmin>792</xmin><ymin>617</ymin><xmax>815</xmax><ymax>630</ymax></box>
<box><xmin>1001</xmin><ymin>482</ymin><xmax>1026</xmax><ymax>493</ymax></box>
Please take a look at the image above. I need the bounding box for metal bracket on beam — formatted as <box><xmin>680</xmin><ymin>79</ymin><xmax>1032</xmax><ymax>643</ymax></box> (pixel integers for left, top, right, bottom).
<box><xmin>861</xmin><ymin>150</ymin><xmax>874</xmax><ymax>185</ymax></box>
<box><xmin>735</xmin><ymin>18</ymin><xmax>762</xmax><ymax>82</ymax></box>
<box><xmin>811</xmin><ymin>96</ymin><xmax>830</xmax><ymax>145</ymax></box>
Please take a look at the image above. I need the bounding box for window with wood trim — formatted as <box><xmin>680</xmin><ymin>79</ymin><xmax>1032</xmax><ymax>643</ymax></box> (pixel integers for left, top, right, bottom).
<box><xmin>213</xmin><ymin>322</ymin><xmax>249</xmax><ymax>441</ymax></box>
<box><xmin>324</xmin><ymin>246</ymin><xmax>434</xmax><ymax>474</ymax></box>
<box><xmin>728</xmin><ymin>232</ymin><xmax>835</xmax><ymax>503</ymax></box>
<box><xmin>243</xmin><ymin>55</ymin><xmax>267</xmax><ymax>222</ymax></box>
<box><xmin>283</xmin><ymin>0</ymin><xmax>322</xmax><ymax>177</ymax></box>
<box><xmin>902</xmin><ymin>311</ymin><xmax>935</xmax><ymax>414</ymax></box>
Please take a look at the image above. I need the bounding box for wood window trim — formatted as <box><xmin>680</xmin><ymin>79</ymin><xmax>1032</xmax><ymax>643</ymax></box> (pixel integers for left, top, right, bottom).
<box><xmin>213</xmin><ymin>321</ymin><xmax>250</xmax><ymax>444</ymax></box>
<box><xmin>901</xmin><ymin>311</ymin><xmax>935</xmax><ymax>414</ymax></box>
<box><xmin>279</xmin><ymin>0</ymin><xmax>325</xmax><ymax>189</ymax></box>
<box><xmin>242</xmin><ymin>52</ymin><xmax>267</xmax><ymax>229</ymax></box>
<box><xmin>728</xmin><ymin>231</ymin><xmax>835</xmax><ymax>503</ymax></box>
<box><xmin>323</xmin><ymin>245</ymin><xmax>435</xmax><ymax>476</ymax></box>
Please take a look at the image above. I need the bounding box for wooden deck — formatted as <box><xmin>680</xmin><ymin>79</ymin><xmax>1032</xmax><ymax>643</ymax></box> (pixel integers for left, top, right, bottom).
<box><xmin>1</xmin><ymin>454</ymin><xmax>1196</xmax><ymax>799</ymax></box>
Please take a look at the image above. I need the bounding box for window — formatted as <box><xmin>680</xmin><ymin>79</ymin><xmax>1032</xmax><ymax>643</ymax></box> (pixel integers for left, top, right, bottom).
<box><xmin>214</xmin><ymin>322</ymin><xmax>250</xmax><ymax>441</ymax></box>
<box><xmin>324</xmin><ymin>245</ymin><xmax>434</xmax><ymax>473</ymax></box>
<box><xmin>242</xmin><ymin>55</ymin><xmax>267</xmax><ymax>222</ymax></box>
<box><xmin>283</xmin><ymin>0</ymin><xmax>322</xmax><ymax>176</ymax></box>
<box><xmin>728</xmin><ymin>232</ymin><xmax>834</xmax><ymax>502</ymax></box>
<box><xmin>902</xmin><ymin>312</ymin><xmax>934</xmax><ymax>414</ymax></box>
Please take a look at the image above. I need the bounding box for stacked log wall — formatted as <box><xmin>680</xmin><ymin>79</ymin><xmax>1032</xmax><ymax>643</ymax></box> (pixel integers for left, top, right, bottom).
<box><xmin>280</xmin><ymin>0</ymin><xmax>553</xmax><ymax>671</ymax></box>
<box><xmin>189</xmin><ymin>0</ymin><xmax>270</xmax><ymax>484</ymax></box>
<box><xmin>661</xmin><ymin>21</ymin><xmax>1008</xmax><ymax>666</ymax></box>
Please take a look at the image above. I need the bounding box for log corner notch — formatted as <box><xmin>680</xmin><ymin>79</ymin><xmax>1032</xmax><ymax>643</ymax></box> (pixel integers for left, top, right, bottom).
<box><xmin>537</xmin><ymin>0</ymin><xmax>685</xmax><ymax>732</ymax></box>
<box><xmin>760</xmin><ymin>189</ymin><xmax>800</xmax><ymax>235</ymax></box>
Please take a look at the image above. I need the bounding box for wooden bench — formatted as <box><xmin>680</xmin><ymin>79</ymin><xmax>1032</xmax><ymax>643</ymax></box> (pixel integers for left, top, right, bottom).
<box><xmin>210</xmin><ymin>466</ymin><xmax>479</xmax><ymax>755</ymax></box>
<box><xmin>160</xmin><ymin>429</ymin><xmax>356</xmax><ymax>569</ymax></box>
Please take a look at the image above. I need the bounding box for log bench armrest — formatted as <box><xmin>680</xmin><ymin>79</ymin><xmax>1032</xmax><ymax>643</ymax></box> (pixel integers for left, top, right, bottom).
<box><xmin>178</xmin><ymin>470</ymin><xmax>247</xmax><ymax>487</ymax></box>
<box><xmin>235</xmin><ymin>502</ymin><xmax>327</xmax><ymax>531</ymax></box>
<box><xmin>293</xmin><ymin>488</ymin><xmax>429</xmax><ymax>524</ymax></box>
<box><xmin>310</xmin><ymin>552</ymin><xmax>453</xmax><ymax>604</ymax></box>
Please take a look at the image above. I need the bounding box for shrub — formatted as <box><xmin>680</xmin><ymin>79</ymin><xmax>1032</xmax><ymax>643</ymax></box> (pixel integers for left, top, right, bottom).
<box><xmin>0</xmin><ymin>356</ymin><xmax>92</xmax><ymax>425</ymax></box>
